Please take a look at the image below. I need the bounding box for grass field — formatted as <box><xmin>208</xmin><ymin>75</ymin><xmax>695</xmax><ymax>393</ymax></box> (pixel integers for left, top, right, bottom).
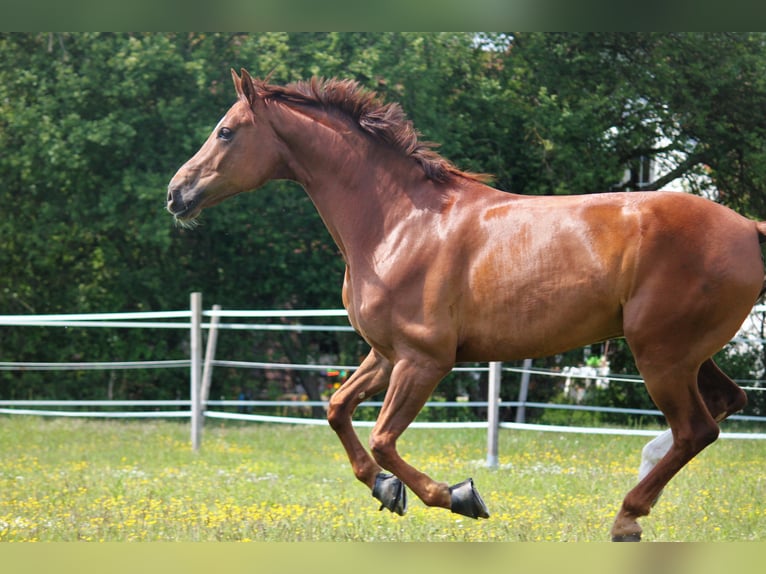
<box><xmin>1</xmin><ymin>416</ymin><xmax>765</xmax><ymax>542</ymax></box>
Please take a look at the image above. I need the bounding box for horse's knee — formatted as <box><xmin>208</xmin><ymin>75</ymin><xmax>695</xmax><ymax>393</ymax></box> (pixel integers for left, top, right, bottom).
<box><xmin>327</xmin><ymin>394</ymin><xmax>350</xmax><ymax>432</ymax></box>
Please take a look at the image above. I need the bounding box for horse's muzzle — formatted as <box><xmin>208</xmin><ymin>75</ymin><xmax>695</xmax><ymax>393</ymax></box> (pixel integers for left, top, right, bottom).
<box><xmin>166</xmin><ymin>186</ymin><xmax>199</xmax><ymax>220</ymax></box>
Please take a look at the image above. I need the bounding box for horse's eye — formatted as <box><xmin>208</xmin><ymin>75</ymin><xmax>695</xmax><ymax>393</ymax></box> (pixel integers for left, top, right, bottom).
<box><xmin>218</xmin><ymin>127</ymin><xmax>233</xmax><ymax>141</ymax></box>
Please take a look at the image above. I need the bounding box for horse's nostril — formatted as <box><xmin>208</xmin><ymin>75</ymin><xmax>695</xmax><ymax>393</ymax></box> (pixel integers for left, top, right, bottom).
<box><xmin>167</xmin><ymin>187</ymin><xmax>183</xmax><ymax>210</ymax></box>
<box><xmin>166</xmin><ymin>187</ymin><xmax>185</xmax><ymax>214</ymax></box>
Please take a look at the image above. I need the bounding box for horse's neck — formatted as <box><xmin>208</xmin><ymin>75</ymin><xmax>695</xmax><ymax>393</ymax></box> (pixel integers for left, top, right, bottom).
<box><xmin>272</xmin><ymin>103</ymin><xmax>434</xmax><ymax>262</ymax></box>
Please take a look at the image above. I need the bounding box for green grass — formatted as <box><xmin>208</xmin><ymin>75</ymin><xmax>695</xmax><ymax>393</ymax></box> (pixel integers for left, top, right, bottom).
<box><xmin>1</xmin><ymin>416</ymin><xmax>765</xmax><ymax>541</ymax></box>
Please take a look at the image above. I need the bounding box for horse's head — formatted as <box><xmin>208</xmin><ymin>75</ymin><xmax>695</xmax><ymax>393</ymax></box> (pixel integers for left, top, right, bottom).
<box><xmin>167</xmin><ymin>68</ymin><xmax>283</xmax><ymax>224</ymax></box>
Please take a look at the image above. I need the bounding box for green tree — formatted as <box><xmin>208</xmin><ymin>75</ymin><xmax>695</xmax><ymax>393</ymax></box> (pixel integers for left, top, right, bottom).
<box><xmin>504</xmin><ymin>32</ymin><xmax>766</xmax><ymax>213</ymax></box>
<box><xmin>3</xmin><ymin>33</ymin><xmax>766</xmax><ymax>411</ymax></box>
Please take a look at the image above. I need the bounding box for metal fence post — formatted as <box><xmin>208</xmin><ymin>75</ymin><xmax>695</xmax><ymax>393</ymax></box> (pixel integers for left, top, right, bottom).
<box><xmin>200</xmin><ymin>304</ymin><xmax>221</xmax><ymax>414</ymax></box>
<box><xmin>486</xmin><ymin>361</ymin><xmax>502</xmax><ymax>468</ymax></box>
<box><xmin>516</xmin><ymin>358</ymin><xmax>533</xmax><ymax>423</ymax></box>
<box><xmin>190</xmin><ymin>292</ymin><xmax>202</xmax><ymax>452</ymax></box>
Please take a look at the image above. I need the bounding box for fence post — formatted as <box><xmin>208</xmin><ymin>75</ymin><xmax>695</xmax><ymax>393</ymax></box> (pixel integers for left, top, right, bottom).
<box><xmin>200</xmin><ymin>304</ymin><xmax>221</xmax><ymax>413</ymax></box>
<box><xmin>190</xmin><ymin>292</ymin><xmax>203</xmax><ymax>452</ymax></box>
<box><xmin>486</xmin><ymin>361</ymin><xmax>502</xmax><ymax>469</ymax></box>
<box><xmin>515</xmin><ymin>358</ymin><xmax>533</xmax><ymax>423</ymax></box>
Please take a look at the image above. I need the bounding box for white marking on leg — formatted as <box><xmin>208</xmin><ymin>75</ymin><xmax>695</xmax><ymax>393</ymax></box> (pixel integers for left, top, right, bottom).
<box><xmin>638</xmin><ymin>428</ymin><xmax>673</xmax><ymax>481</ymax></box>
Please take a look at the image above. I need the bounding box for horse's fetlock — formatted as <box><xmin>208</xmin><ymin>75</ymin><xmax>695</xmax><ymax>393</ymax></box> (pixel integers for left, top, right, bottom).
<box><xmin>612</xmin><ymin>505</ymin><xmax>644</xmax><ymax>542</ymax></box>
<box><xmin>621</xmin><ymin>492</ymin><xmax>652</xmax><ymax>520</ymax></box>
<box><xmin>421</xmin><ymin>482</ymin><xmax>451</xmax><ymax>508</ymax></box>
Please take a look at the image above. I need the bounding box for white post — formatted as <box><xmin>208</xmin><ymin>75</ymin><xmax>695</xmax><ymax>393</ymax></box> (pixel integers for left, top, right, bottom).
<box><xmin>190</xmin><ymin>292</ymin><xmax>202</xmax><ymax>452</ymax></box>
<box><xmin>195</xmin><ymin>303</ymin><xmax>221</xmax><ymax>451</ymax></box>
<box><xmin>486</xmin><ymin>361</ymin><xmax>502</xmax><ymax>469</ymax></box>
<box><xmin>515</xmin><ymin>358</ymin><xmax>533</xmax><ymax>423</ymax></box>
<box><xmin>200</xmin><ymin>304</ymin><xmax>221</xmax><ymax>410</ymax></box>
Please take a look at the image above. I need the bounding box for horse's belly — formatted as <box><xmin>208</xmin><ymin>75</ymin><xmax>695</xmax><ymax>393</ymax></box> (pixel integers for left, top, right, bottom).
<box><xmin>455</xmin><ymin>199</ymin><xmax>636</xmax><ymax>361</ymax></box>
<box><xmin>455</xmin><ymin>293</ymin><xmax>624</xmax><ymax>362</ymax></box>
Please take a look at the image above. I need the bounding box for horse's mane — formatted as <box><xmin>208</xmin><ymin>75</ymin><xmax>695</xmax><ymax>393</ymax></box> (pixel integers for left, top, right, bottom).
<box><xmin>253</xmin><ymin>77</ymin><xmax>492</xmax><ymax>185</ymax></box>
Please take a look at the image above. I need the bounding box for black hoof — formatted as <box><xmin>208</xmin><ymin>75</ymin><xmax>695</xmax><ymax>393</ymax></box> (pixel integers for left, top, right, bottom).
<box><xmin>449</xmin><ymin>478</ymin><xmax>489</xmax><ymax>519</ymax></box>
<box><xmin>372</xmin><ymin>472</ymin><xmax>407</xmax><ymax>516</ymax></box>
<box><xmin>611</xmin><ymin>533</ymin><xmax>642</xmax><ymax>542</ymax></box>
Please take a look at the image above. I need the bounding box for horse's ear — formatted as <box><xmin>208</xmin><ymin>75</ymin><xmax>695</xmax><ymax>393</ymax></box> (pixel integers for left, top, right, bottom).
<box><xmin>231</xmin><ymin>68</ymin><xmax>243</xmax><ymax>97</ymax></box>
<box><xmin>233</xmin><ymin>67</ymin><xmax>258</xmax><ymax>107</ymax></box>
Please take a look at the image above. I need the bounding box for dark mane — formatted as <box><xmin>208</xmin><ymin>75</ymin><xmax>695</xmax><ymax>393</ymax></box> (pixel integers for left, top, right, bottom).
<box><xmin>253</xmin><ymin>77</ymin><xmax>491</xmax><ymax>185</ymax></box>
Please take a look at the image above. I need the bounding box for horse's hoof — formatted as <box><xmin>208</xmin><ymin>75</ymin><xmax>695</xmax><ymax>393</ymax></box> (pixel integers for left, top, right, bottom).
<box><xmin>449</xmin><ymin>478</ymin><xmax>489</xmax><ymax>519</ymax></box>
<box><xmin>611</xmin><ymin>533</ymin><xmax>642</xmax><ymax>542</ymax></box>
<box><xmin>372</xmin><ymin>472</ymin><xmax>407</xmax><ymax>516</ymax></box>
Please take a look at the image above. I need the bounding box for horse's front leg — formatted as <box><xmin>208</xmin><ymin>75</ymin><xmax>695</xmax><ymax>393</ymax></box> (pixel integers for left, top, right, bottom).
<box><xmin>327</xmin><ymin>350</ymin><xmax>395</xmax><ymax>502</ymax></box>
<box><xmin>368</xmin><ymin>357</ymin><xmax>489</xmax><ymax>519</ymax></box>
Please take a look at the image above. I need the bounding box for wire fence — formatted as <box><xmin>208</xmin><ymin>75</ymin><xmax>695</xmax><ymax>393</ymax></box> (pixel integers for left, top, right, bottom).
<box><xmin>2</xmin><ymin>293</ymin><xmax>766</xmax><ymax>453</ymax></box>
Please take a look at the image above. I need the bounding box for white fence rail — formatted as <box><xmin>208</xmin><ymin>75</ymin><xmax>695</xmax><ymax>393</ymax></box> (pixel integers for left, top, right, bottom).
<box><xmin>3</xmin><ymin>292</ymin><xmax>766</xmax><ymax>460</ymax></box>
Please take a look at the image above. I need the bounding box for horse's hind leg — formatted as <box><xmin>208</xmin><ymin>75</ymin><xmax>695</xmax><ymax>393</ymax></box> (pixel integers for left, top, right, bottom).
<box><xmin>612</xmin><ymin>360</ymin><xmax>721</xmax><ymax>541</ymax></box>
<box><xmin>636</xmin><ymin>357</ymin><xmax>748</xmax><ymax>513</ymax></box>
<box><xmin>638</xmin><ymin>358</ymin><xmax>746</xmax><ymax>482</ymax></box>
<box><xmin>327</xmin><ymin>350</ymin><xmax>394</xmax><ymax>500</ymax></box>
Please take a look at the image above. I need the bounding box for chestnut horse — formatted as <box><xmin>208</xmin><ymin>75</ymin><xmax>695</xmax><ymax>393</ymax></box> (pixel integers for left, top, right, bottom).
<box><xmin>168</xmin><ymin>69</ymin><xmax>765</xmax><ymax>541</ymax></box>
